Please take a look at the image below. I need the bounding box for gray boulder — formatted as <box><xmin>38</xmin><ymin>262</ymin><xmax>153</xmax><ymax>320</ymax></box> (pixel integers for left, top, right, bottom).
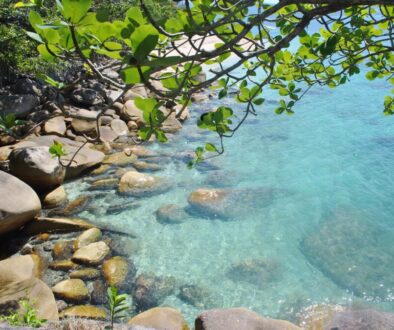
<box><xmin>9</xmin><ymin>146</ymin><xmax>65</xmax><ymax>191</ymax></box>
<box><xmin>70</xmin><ymin>88</ymin><xmax>105</xmax><ymax>107</ymax></box>
<box><xmin>0</xmin><ymin>94</ymin><xmax>39</xmax><ymax>118</ymax></box>
<box><xmin>0</xmin><ymin>171</ymin><xmax>41</xmax><ymax>235</ymax></box>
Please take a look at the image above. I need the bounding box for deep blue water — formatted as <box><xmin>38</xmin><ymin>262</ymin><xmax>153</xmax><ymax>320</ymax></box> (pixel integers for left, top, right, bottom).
<box><xmin>66</xmin><ymin>70</ymin><xmax>394</xmax><ymax>324</ymax></box>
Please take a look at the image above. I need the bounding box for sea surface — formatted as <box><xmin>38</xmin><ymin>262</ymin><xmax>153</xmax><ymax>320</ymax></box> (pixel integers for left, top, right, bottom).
<box><xmin>65</xmin><ymin>70</ymin><xmax>394</xmax><ymax>325</ymax></box>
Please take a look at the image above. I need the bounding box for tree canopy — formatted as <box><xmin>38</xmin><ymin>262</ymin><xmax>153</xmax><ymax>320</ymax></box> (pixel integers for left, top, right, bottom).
<box><xmin>12</xmin><ymin>0</ymin><xmax>394</xmax><ymax>164</ymax></box>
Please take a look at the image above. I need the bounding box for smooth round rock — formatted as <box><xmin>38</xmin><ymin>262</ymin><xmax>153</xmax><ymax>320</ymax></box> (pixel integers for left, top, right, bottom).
<box><xmin>52</xmin><ymin>279</ymin><xmax>89</xmax><ymax>303</ymax></box>
<box><xmin>60</xmin><ymin>305</ymin><xmax>107</xmax><ymax>320</ymax></box>
<box><xmin>72</xmin><ymin>241</ymin><xmax>110</xmax><ymax>265</ymax></box>
<box><xmin>43</xmin><ymin>186</ymin><xmax>68</xmax><ymax>208</ymax></box>
<box><xmin>128</xmin><ymin>307</ymin><xmax>189</xmax><ymax>330</ymax></box>
<box><xmin>73</xmin><ymin>228</ymin><xmax>102</xmax><ymax>251</ymax></box>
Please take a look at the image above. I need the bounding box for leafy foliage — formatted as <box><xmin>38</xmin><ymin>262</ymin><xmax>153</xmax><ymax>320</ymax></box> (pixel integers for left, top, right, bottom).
<box><xmin>0</xmin><ymin>299</ymin><xmax>46</xmax><ymax>328</ymax></box>
<box><xmin>0</xmin><ymin>114</ymin><xmax>25</xmax><ymax>135</ymax></box>
<box><xmin>17</xmin><ymin>0</ymin><xmax>394</xmax><ymax>164</ymax></box>
<box><xmin>49</xmin><ymin>140</ymin><xmax>67</xmax><ymax>158</ymax></box>
<box><xmin>106</xmin><ymin>286</ymin><xmax>130</xmax><ymax>330</ymax></box>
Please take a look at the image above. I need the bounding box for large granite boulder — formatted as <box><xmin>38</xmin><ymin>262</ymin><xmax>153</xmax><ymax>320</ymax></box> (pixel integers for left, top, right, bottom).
<box><xmin>0</xmin><ymin>94</ymin><xmax>39</xmax><ymax>118</ymax></box>
<box><xmin>9</xmin><ymin>146</ymin><xmax>66</xmax><ymax>191</ymax></box>
<box><xmin>301</xmin><ymin>209</ymin><xmax>394</xmax><ymax>299</ymax></box>
<box><xmin>118</xmin><ymin>171</ymin><xmax>169</xmax><ymax>197</ymax></box>
<box><xmin>128</xmin><ymin>307</ymin><xmax>189</xmax><ymax>330</ymax></box>
<box><xmin>195</xmin><ymin>308</ymin><xmax>300</xmax><ymax>330</ymax></box>
<box><xmin>0</xmin><ymin>171</ymin><xmax>41</xmax><ymax>235</ymax></box>
<box><xmin>0</xmin><ymin>135</ymin><xmax>105</xmax><ymax>179</ymax></box>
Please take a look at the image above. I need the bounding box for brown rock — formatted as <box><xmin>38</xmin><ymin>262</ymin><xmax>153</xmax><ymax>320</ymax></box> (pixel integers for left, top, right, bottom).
<box><xmin>103</xmin><ymin>151</ymin><xmax>138</xmax><ymax>166</ymax></box>
<box><xmin>74</xmin><ymin>228</ymin><xmax>102</xmax><ymax>251</ymax></box>
<box><xmin>52</xmin><ymin>195</ymin><xmax>91</xmax><ymax>217</ymax></box>
<box><xmin>0</xmin><ymin>255</ymin><xmax>43</xmax><ymax>284</ymax></box>
<box><xmin>36</xmin><ymin>233</ymin><xmax>50</xmax><ymax>242</ymax></box>
<box><xmin>43</xmin><ymin>186</ymin><xmax>68</xmax><ymax>208</ymax></box>
<box><xmin>118</xmin><ymin>171</ymin><xmax>168</xmax><ymax>196</ymax></box>
<box><xmin>49</xmin><ymin>260</ymin><xmax>78</xmax><ymax>271</ymax></box>
<box><xmin>60</xmin><ymin>305</ymin><xmax>107</xmax><ymax>320</ymax></box>
<box><xmin>71</xmin><ymin>118</ymin><xmax>97</xmax><ymax>135</ymax></box>
<box><xmin>102</xmin><ymin>256</ymin><xmax>135</xmax><ymax>289</ymax></box>
<box><xmin>0</xmin><ymin>278</ymin><xmax>59</xmax><ymax>321</ymax></box>
<box><xmin>91</xmin><ymin>280</ymin><xmax>108</xmax><ymax>305</ymax></box>
<box><xmin>44</xmin><ymin>116</ymin><xmax>67</xmax><ymax>136</ymax></box>
<box><xmin>70</xmin><ymin>268</ymin><xmax>100</xmax><ymax>280</ymax></box>
<box><xmin>52</xmin><ymin>279</ymin><xmax>89</xmax><ymax>303</ymax></box>
<box><xmin>52</xmin><ymin>240</ymin><xmax>75</xmax><ymax>260</ymax></box>
<box><xmin>89</xmin><ymin>178</ymin><xmax>119</xmax><ymax>190</ymax></box>
<box><xmin>90</xmin><ymin>164</ymin><xmax>110</xmax><ymax>176</ymax></box>
<box><xmin>22</xmin><ymin>216</ymin><xmax>95</xmax><ymax>235</ymax></box>
<box><xmin>72</xmin><ymin>241</ymin><xmax>110</xmax><ymax>265</ymax></box>
<box><xmin>195</xmin><ymin>308</ymin><xmax>301</xmax><ymax>330</ymax></box>
<box><xmin>128</xmin><ymin>307</ymin><xmax>189</xmax><ymax>330</ymax></box>
<box><xmin>133</xmin><ymin>161</ymin><xmax>161</xmax><ymax>172</ymax></box>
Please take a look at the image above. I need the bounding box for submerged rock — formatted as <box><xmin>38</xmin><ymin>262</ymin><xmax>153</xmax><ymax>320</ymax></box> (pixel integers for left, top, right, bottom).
<box><xmin>74</xmin><ymin>228</ymin><xmax>102</xmax><ymax>250</ymax></box>
<box><xmin>52</xmin><ymin>240</ymin><xmax>74</xmax><ymax>260</ymax></box>
<box><xmin>155</xmin><ymin>204</ymin><xmax>188</xmax><ymax>224</ymax></box>
<box><xmin>226</xmin><ymin>259</ymin><xmax>280</xmax><ymax>287</ymax></box>
<box><xmin>103</xmin><ymin>151</ymin><xmax>138</xmax><ymax>166</ymax></box>
<box><xmin>102</xmin><ymin>256</ymin><xmax>136</xmax><ymax>290</ymax></box>
<box><xmin>195</xmin><ymin>308</ymin><xmax>300</xmax><ymax>330</ymax></box>
<box><xmin>118</xmin><ymin>171</ymin><xmax>169</xmax><ymax>197</ymax></box>
<box><xmin>301</xmin><ymin>209</ymin><xmax>394</xmax><ymax>299</ymax></box>
<box><xmin>49</xmin><ymin>195</ymin><xmax>91</xmax><ymax>217</ymax></box>
<box><xmin>49</xmin><ymin>260</ymin><xmax>78</xmax><ymax>271</ymax></box>
<box><xmin>0</xmin><ymin>171</ymin><xmax>41</xmax><ymax>235</ymax></box>
<box><xmin>60</xmin><ymin>305</ymin><xmax>107</xmax><ymax>320</ymax></box>
<box><xmin>178</xmin><ymin>284</ymin><xmax>214</xmax><ymax>309</ymax></box>
<box><xmin>91</xmin><ymin>280</ymin><xmax>108</xmax><ymax>305</ymax></box>
<box><xmin>128</xmin><ymin>307</ymin><xmax>189</xmax><ymax>330</ymax></box>
<box><xmin>22</xmin><ymin>216</ymin><xmax>95</xmax><ymax>235</ymax></box>
<box><xmin>132</xmin><ymin>274</ymin><xmax>176</xmax><ymax>312</ymax></box>
<box><xmin>70</xmin><ymin>268</ymin><xmax>101</xmax><ymax>280</ymax></box>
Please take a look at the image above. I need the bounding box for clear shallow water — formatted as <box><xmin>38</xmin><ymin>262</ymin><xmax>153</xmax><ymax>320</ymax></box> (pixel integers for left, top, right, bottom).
<box><xmin>65</xmin><ymin>72</ymin><xmax>394</xmax><ymax>325</ymax></box>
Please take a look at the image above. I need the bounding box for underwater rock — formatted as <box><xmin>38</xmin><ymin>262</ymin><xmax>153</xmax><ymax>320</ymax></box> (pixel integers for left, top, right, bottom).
<box><xmin>178</xmin><ymin>284</ymin><xmax>214</xmax><ymax>309</ymax></box>
<box><xmin>89</xmin><ymin>177</ymin><xmax>119</xmax><ymax>191</ymax></box>
<box><xmin>49</xmin><ymin>195</ymin><xmax>92</xmax><ymax>217</ymax></box>
<box><xmin>301</xmin><ymin>209</ymin><xmax>394</xmax><ymax>299</ymax></box>
<box><xmin>133</xmin><ymin>161</ymin><xmax>162</xmax><ymax>172</ymax></box>
<box><xmin>60</xmin><ymin>305</ymin><xmax>107</xmax><ymax>320</ymax></box>
<box><xmin>103</xmin><ymin>151</ymin><xmax>138</xmax><ymax>166</ymax></box>
<box><xmin>226</xmin><ymin>258</ymin><xmax>280</xmax><ymax>287</ymax></box>
<box><xmin>70</xmin><ymin>268</ymin><xmax>101</xmax><ymax>280</ymax></box>
<box><xmin>52</xmin><ymin>240</ymin><xmax>74</xmax><ymax>260</ymax></box>
<box><xmin>128</xmin><ymin>307</ymin><xmax>189</xmax><ymax>330</ymax></box>
<box><xmin>132</xmin><ymin>274</ymin><xmax>176</xmax><ymax>312</ymax></box>
<box><xmin>22</xmin><ymin>216</ymin><xmax>95</xmax><ymax>235</ymax></box>
<box><xmin>118</xmin><ymin>171</ymin><xmax>170</xmax><ymax>197</ymax></box>
<box><xmin>49</xmin><ymin>260</ymin><xmax>78</xmax><ymax>271</ymax></box>
<box><xmin>155</xmin><ymin>204</ymin><xmax>188</xmax><ymax>224</ymax></box>
<box><xmin>102</xmin><ymin>256</ymin><xmax>136</xmax><ymax>291</ymax></box>
<box><xmin>105</xmin><ymin>200</ymin><xmax>141</xmax><ymax>215</ymax></box>
<box><xmin>91</xmin><ymin>280</ymin><xmax>108</xmax><ymax>305</ymax></box>
<box><xmin>74</xmin><ymin>228</ymin><xmax>102</xmax><ymax>250</ymax></box>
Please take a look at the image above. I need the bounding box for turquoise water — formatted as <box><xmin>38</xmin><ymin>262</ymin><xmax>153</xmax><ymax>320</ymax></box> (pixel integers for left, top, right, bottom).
<box><xmin>65</xmin><ymin>71</ymin><xmax>394</xmax><ymax>324</ymax></box>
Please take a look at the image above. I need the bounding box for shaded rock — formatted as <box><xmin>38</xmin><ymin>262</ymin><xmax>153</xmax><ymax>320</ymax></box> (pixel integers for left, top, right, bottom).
<box><xmin>111</xmin><ymin>119</ymin><xmax>128</xmax><ymax>136</ymax></box>
<box><xmin>91</xmin><ymin>280</ymin><xmax>107</xmax><ymax>305</ymax></box>
<box><xmin>173</xmin><ymin>104</ymin><xmax>190</xmax><ymax>122</ymax></box>
<box><xmin>12</xmin><ymin>78</ymin><xmax>43</xmax><ymax>97</ymax></box>
<box><xmin>155</xmin><ymin>204</ymin><xmax>188</xmax><ymax>224</ymax></box>
<box><xmin>0</xmin><ymin>278</ymin><xmax>59</xmax><ymax>321</ymax></box>
<box><xmin>70</xmin><ymin>268</ymin><xmax>100</xmax><ymax>280</ymax></box>
<box><xmin>0</xmin><ymin>255</ymin><xmax>43</xmax><ymax>284</ymax></box>
<box><xmin>195</xmin><ymin>308</ymin><xmax>300</xmax><ymax>330</ymax></box>
<box><xmin>178</xmin><ymin>284</ymin><xmax>214</xmax><ymax>309</ymax></box>
<box><xmin>226</xmin><ymin>259</ymin><xmax>280</xmax><ymax>287</ymax></box>
<box><xmin>99</xmin><ymin>115</ymin><xmax>113</xmax><ymax>125</ymax></box>
<box><xmin>9</xmin><ymin>146</ymin><xmax>66</xmax><ymax>191</ymax></box>
<box><xmin>123</xmin><ymin>85</ymin><xmax>148</xmax><ymax>101</ymax></box>
<box><xmin>132</xmin><ymin>274</ymin><xmax>176</xmax><ymax>312</ymax></box>
<box><xmin>301</xmin><ymin>209</ymin><xmax>394</xmax><ymax>299</ymax></box>
<box><xmin>43</xmin><ymin>186</ymin><xmax>68</xmax><ymax>209</ymax></box>
<box><xmin>128</xmin><ymin>307</ymin><xmax>189</xmax><ymax>330</ymax></box>
<box><xmin>71</xmin><ymin>118</ymin><xmax>97</xmax><ymax>135</ymax></box>
<box><xmin>102</xmin><ymin>256</ymin><xmax>136</xmax><ymax>290</ymax></box>
<box><xmin>52</xmin><ymin>279</ymin><xmax>89</xmax><ymax>303</ymax></box>
<box><xmin>44</xmin><ymin>116</ymin><xmax>67</xmax><ymax>136</ymax></box>
<box><xmin>0</xmin><ymin>171</ymin><xmax>41</xmax><ymax>235</ymax></box>
<box><xmin>191</xmin><ymin>93</ymin><xmax>208</xmax><ymax>103</ymax></box>
<box><xmin>52</xmin><ymin>240</ymin><xmax>74</xmax><ymax>260</ymax></box>
<box><xmin>118</xmin><ymin>171</ymin><xmax>169</xmax><ymax>197</ymax></box>
<box><xmin>48</xmin><ymin>260</ymin><xmax>78</xmax><ymax>271</ymax></box>
<box><xmin>161</xmin><ymin>116</ymin><xmax>182</xmax><ymax>134</ymax></box>
<box><xmin>74</xmin><ymin>228</ymin><xmax>102</xmax><ymax>250</ymax></box>
<box><xmin>103</xmin><ymin>151</ymin><xmax>138</xmax><ymax>166</ymax></box>
<box><xmin>50</xmin><ymin>195</ymin><xmax>91</xmax><ymax>217</ymax></box>
<box><xmin>22</xmin><ymin>217</ymin><xmax>95</xmax><ymax>235</ymax></box>
<box><xmin>60</xmin><ymin>305</ymin><xmax>107</xmax><ymax>320</ymax></box>
<box><xmin>105</xmin><ymin>200</ymin><xmax>141</xmax><ymax>215</ymax></box>
<box><xmin>90</xmin><ymin>164</ymin><xmax>111</xmax><ymax>176</ymax></box>
<box><xmin>36</xmin><ymin>233</ymin><xmax>50</xmax><ymax>242</ymax></box>
<box><xmin>71</xmin><ymin>88</ymin><xmax>104</xmax><ymax>107</ymax></box>
<box><xmin>0</xmin><ymin>94</ymin><xmax>39</xmax><ymax>119</ymax></box>
<box><xmin>72</xmin><ymin>241</ymin><xmax>110</xmax><ymax>265</ymax></box>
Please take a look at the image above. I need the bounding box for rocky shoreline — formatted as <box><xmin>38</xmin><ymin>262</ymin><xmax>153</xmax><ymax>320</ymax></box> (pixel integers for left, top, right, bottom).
<box><xmin>1</xmin><ymin>77</ymin><xmax>394</xmax><ymax>329</ymax></box>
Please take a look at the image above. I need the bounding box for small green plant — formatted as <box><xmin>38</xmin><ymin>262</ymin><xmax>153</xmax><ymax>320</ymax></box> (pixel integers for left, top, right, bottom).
<box><xmin>106</xmin><ymin>286</ymin><xmax>129</xmax><ymax>330</ymax></box>
<box><xmin>49</xmin><ymin>140</ymin><xmax>67</xmax><ymax>158</ymax></box>
<box><xmin>0</xmin><ymin>113</ymin><xmax>25</xmax><ymax>135</ymax></box>
<box><xmin>0</xmin><ymin>298</ymin><xmax>46</xmax><ymax>328</ymax></box>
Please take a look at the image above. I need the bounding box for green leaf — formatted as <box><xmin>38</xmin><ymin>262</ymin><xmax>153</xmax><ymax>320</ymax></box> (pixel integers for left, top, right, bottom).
<box><xmin>130</xmin><ymin>25</ymin><xmax>159</xmax><ymax>61</ymax></box>
<box><xmin>49</xmin><ymin>140</ymin><xmax>67</xmax><ymax>158</ymax></box>
<box><xmin>61</xmin><ymin>0</ymin><xmax>92</xmax><ymax>24</ymax></box>
<box><xmin>205</xmin><ymin>143</ymin><xmax>217</xmax><ymax>152</ymax></box>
